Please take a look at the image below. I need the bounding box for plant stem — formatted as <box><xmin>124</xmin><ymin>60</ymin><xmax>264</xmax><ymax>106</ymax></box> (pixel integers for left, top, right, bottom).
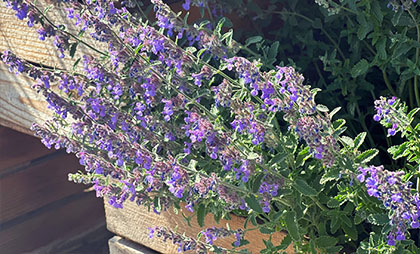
<box><xmin>409</xmin><ymin>79</ymin><xmax>415</xmax><ymax>109</ymax></box>
<box><xmin>407</xmin><ymin>9</ymin><xmax>420</xmax><ymax>107</ymax></box>
<box><xmin>30</xmin><ymin>4</ymin><xmax>109</xmax><ymax>57</ymax></box>
<box><xmin>382</xmin><ymin>68</ymin><xmax>397</xmax><ymax>96</ymax></box>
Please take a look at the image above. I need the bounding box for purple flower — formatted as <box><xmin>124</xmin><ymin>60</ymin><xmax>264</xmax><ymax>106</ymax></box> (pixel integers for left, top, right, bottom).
<box><xmin>359</xmin><ymin>166</ymin><xmax>420</xmax><ymax>246</ymax></box>
<box><xmin>148</xmin><ymin>227</ymin><xmax>155</xmax><ymax>239</ymax></box>
<box><xmin>182</xmin><ymin>0</ymin><xmax>191</xmax><ymax>11</ymax></box>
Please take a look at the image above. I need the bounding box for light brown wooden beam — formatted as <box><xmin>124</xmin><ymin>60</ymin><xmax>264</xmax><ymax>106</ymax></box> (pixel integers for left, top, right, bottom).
<box><xmin>0</xmin><ymin>1</ymin><xmax>104</xmax><ymax>71</ymax></box>
<box><xmin>0</xmin><ymin>1</ymin><xmax>106</xmax><ymax>134</ymax></box>
<box><xmin>105</xmin><ymin>198</ymin><xmax>294</xmax><ymax>254</ymax></box>
<box><xmin>0</xmin><ymin>63</ymin><xmax>51</xmax><ymax>135</ymax></box>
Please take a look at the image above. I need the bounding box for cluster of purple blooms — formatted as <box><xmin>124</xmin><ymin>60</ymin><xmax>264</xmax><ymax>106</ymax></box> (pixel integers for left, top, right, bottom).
<box><xmin>7</xmin><ymin>0</ymin><xmax>420</xmax><ymax>251</ymax></box>
<box><xmin>357</xmin><ymin>165</ymin><xmax>420</xmax><ymax>246</ymax></box>
<box><xmin>2</xmin><ymin>0</ymin><xmax>338</xmax><ymax>219</ymax></box>
<box><xmin>201</xmin><ymin>227</ymin><xmax>243</xmax><ymax>247</ymax></box>
<box><xmin>258</xmin><ymin>174</ymin><xmax>284</xmax><ymax>213</ymax></box>
<box><xmin>148</xmin><ymin>226</ymin><xmax>243</xmax><ymax>253</ymax></box>
<box><xmin>373</xmin><ymin>96</ymin><xmax>409</xmax><ymax>136</ymax></box>
<box><xmin>225</xmin><ymin>56</ymin><xmax>339</xmax><ymax>167</ymax></box>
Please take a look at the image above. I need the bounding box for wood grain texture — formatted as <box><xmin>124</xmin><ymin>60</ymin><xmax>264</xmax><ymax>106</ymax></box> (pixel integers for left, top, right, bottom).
<box><xmin>0</xmin><ymin>0</ymin><xmax>106</xmax><ymax>135</ymax></box>
<box><xmin>0</xmin><ymin>126</ymin><xmax>52</xmax><ymax>171</ymax></box>
<box><xmin>0</xmin><ymin>1</ymin><xmax>104</xmax><ymax>71</ymax></box>
<box><xmin>0</xmin><ymin>63</ymin><xmax>52</xmax><ymax>135</ymax></box>
<box><xmin>0</xmin><ymin>191</ymin><xmax>105</xmax><ymax>254</ymax></box>
<box><xmin>0</xmin><ymin>151</ymin><xmax>87</xmax><ymax>223</ymax></box>
<box><xmin>109</xmin><ymin>236</ymin><xmax>159</xmax><ymax>254</ymax></box>
<box><xmin>105</xmin><ymin>199</ymin><xmax>294</xmax><ymax>254</ymax></box>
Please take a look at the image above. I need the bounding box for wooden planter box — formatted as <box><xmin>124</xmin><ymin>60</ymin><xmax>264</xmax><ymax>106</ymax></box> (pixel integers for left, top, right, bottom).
<box><xmin>104</xmin><ymin>198</ymin><xmax>293</xmax><ymax>253</ymax></box>
<box><xmin>1</xmin><ymin>2</ymin><xmax>293</xmax><ymax>253</ymax></box>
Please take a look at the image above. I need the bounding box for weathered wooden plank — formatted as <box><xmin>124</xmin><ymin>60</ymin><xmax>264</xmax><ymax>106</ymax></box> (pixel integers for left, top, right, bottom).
<box><xmin>0</xmin><ymin>1</ymin><xmax>104</xmax><ymax>71</ymax></box>
<box><xmin>0</xmin><ymin>0</ymin><xmax>107</xmax><ymax>135</ymax></box>
<box><xmin>0</xmin><ymin>126</ymin><xmax>52</xmax><ymax>171</ymax></box>
<box><xmin>105</xmin><ymin>199</ymin><xmax>294</xmax><ymax>253</ymax></box>
<box><xmin>0</xmin><ymin>63</ymin><xmax>52</xmax><ymax>135</ymax></box>
<box><xmin>33</xmin><ymin>222</ymin><xmax>112</xmax><ymax>254</ymax></box>
<box><xmin>0</xmin><ymin>191</ymin><xmax>105</xmax><ymax>254</ymax></box>
<box><xmin>0</xmin><ymin>151</ymin><xmax>88</xmax><ymax>223</ymax></box>
<box><xmin>109</xmin><ymin>236</ymin><xmax>159</xmax><ymax>254</ymax></box>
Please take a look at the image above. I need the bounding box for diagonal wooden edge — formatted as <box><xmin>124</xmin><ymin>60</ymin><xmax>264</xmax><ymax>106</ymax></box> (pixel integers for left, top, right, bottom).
<box><xmin>104</xmin><ymin>198</ymin><xmax>294</xmax><ymax>253</ymax></box>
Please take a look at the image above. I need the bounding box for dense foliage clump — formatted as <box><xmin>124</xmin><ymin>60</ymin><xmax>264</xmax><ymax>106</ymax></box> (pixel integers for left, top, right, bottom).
<box><xmin>2</xmin><ymin>0</ymin><xmax>420</xmax><ymax>253</ymax></box>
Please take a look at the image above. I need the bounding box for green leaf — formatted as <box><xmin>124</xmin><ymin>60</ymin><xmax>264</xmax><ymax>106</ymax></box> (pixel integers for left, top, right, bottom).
<box><xmin>355</xmin><ymin>149</ymin><xmax>378</xmax><ymax>164</ymax></box>
<box><xmin>315</xmin><ymin>236</ymin><xmax>338</xmax><ymax>248</ymax></box>
<box><xmin>388</xmin><ymin>142</ymin><xmax>410</xmax><ymax>159</ymax></box>
<box><xmin>351</xmin><ymin>59</ymin><xmax>370</xmax><ymax>78</ymax></box>
<box><xmin>329</xmin><ymin>107</ymin><xmax>341</xmax><ymax>119</ymax></box>
<box><xmin>408</xmin><ymin>108</ymin><xmax>420</xmax><ymax>119</ymax></box>
<box><xmin>354</xmin><ymin>132</ymin><xmax>367</xmax><ymax>149</ymax></box>
<box><xmin>293</xmin><ymin>179</ymin><xmax>318</xmax><ymax>196</ymax></box>
<box><xmin>284</xmin><ymin>211</ymin><xmax>300</xmax><ymax>241</ymax></box>
<box><xmin>367</xmin><ymin>213</ymin><xmax>389</xmax><ymax>225</ymax></box>
<box><xmin>342</xmin><ymin>223</ymin><xmax>358</xmax><ymax>240</ymax></box>
<box><xmin>69</xmin><ymin>43</ymin><xmax>78</xmax><ymax>58</ymax></box>
<box><xmin>376</xmin><ymin>37</ymin><xmax>387</xmax><ymax>60</ymax></box>
<box><xmin>259</xmin><ymin>227</ymin><xmax>274</xmax><ymax>234</ymax></box>
<box><xmin>252</xmin><ymin>173</ymin><xmax>265</xmax><ymax>193</ymax></box>
<box><xmin>245</xmin><ymin>195</ymin><xmax>263</xmax><ymax>213</ymax></box>
<box><xmin>330</xmin><ymin>216</ymin><xmax>341</xmax><ymax>234</ymax></box>
<box><xmin>392</xmin><ymin>42</ymin><xmax>412</xmax><ymax>59</ymax></box>
<box><xmin>316</xmin><ymin>104</ymin><xmax>329</xmax><ymax>112</ymax></box>
<box><xmin>340</xmin><ymin>136</ymin><xmax>354</xmax><ymax>148</ymax></box>
<box><xmin>268</xmin><ymin>41</ymin><xmax>279</xmax><ymax>60</ymax></box>
<box><xmin>214</xmin><ymin>17</ymin><xmax>225</xmax><ymax>36</ymax></box>
<box><xmin>392</xmin><ymin>8</ymin><xmax>403</xmax><ymax>26</ymax></box>
<box><xmin>357</xmin><ymin>14</ymin><xmax>373</xmax><ymax>40</ymax></box>
<box><xmin>371</xmin><ymin>1</ymin><xmax>383</xmax><ymax>23</ymax></box>
<box><xmin>245</xmin><ymin>36</ymin><xmax>263</xmax><ymax>47</ymax></box>
<box><xmin>354</xmin><ymin>212</ymin><xmax>366</xmax><ymax>225</ymax></box>
<box><xmin>295</xmin><ymin>148</ymin><xmax>311</xmax><ymax>167</ymax></box>
<box><xmin>333</xmin><ymin>127</ymin><xmax>347</xmax><ymax>137</ymax></box>
<box><xmin>72</xmin><ymin>57</ymin><xmax>81</xmax><ymax>71</ymax></box>
<box><xmin>153</xmin><ymin>196</ymin><xmax>161</xmax><ymax>213</ymax></box>
<box><xmin>326</xmin><ymin>245</ymin><xmax>343</xmax><ymax>254</ymax></box>
<box><xmin>134</xmin><ymin>44</ymin><xmax>143</xmax><ymax>55</ymax></box>
<box><xmin>197</xmin><ymin>48</ymin><xmax>206</xmax><ymax>59</ymax></box>
<box><xmin>332</xmin><ymin>119</ymin><xmax>346</xmax><ymax>130</ymax></box>
<box><xmin>327</xmin><ymin>199</ymin><xmax>340</xmax><ymax>208</ymax></box>
<box><xmin>250</xmin><ymin>214</ymin><xmax>257</xmax><ymax>226</ymax></box>
<box><xmin>278</xmin><ymin>235</ymin><xmax>292</xmax><ymax>250</ymax></box>
<box><xmin>197</xmin><ymin>204</ymin><xmax>205</xmax><ymax>227</ymax></box>
<box><xmin>43</xmin><ymin>5</ymin><xmax>52</xmax><ymax>14</ymax></box>
<box><xmin>269</xmin><ymin>152</ymin><xmax>288</xmax><ymax>166</ymax></box>
<box><xmin>341</xmin><ymin>215</ymin><xmax>352</xmax><ymax>227</ymax></box>
<box><xmin>247</xmin><ymin>152</ymin><xmax>260</xmax><ymax>160</ymax></box>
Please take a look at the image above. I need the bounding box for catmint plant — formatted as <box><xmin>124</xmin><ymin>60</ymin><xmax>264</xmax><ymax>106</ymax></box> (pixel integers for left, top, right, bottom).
<box><xmin>2</xmin><ymin>0</ymin><xmax>420</xmax><ymax>253</ymax></box>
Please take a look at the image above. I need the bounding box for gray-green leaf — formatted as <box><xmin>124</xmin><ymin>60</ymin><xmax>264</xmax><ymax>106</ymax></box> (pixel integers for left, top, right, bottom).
<box><xmin>294</xmin><ymin>179</ymin><xmax>318</xmax><ymax>196</ymax></box>
<box><xmin>284</xmin><ymin>211</ymin><xmax>300</xmax><ymax>241</ymax></box>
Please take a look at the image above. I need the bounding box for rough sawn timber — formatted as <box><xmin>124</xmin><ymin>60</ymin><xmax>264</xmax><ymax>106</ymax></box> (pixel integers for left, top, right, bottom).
<box><xmin>0</xmin><ymin>0</ymin><xmax>104</xmax><ymax>134</ymax></box>
<box><xmin>105</xmin><ymin>199</ymin><xmax>294</xmax><ymax>253</ymax></box>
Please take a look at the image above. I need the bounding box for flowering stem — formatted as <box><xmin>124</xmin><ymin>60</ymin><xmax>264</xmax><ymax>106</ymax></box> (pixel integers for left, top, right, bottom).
<box><xmin>30</xmin><ymin>3</ymin><xmax>109</xmax><ymax>57</ymax></box>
